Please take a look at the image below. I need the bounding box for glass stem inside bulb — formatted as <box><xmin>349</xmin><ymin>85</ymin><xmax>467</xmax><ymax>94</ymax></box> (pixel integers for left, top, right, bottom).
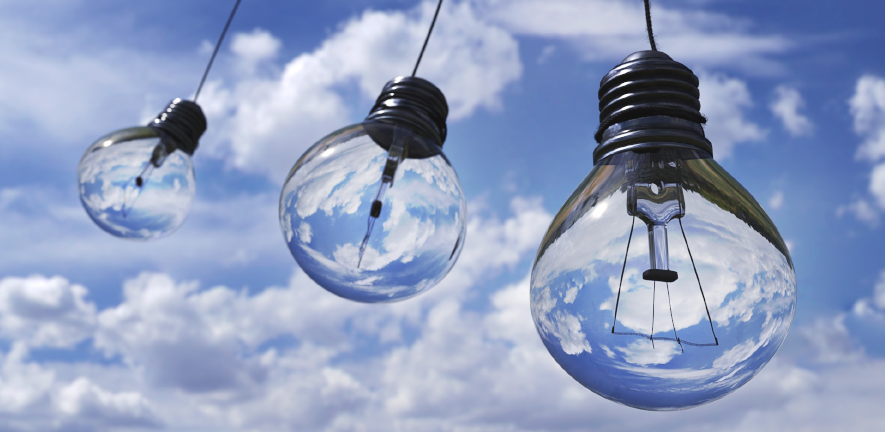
<box><xmin>648</xmin><ymin>224</ymin><xmax>670</xmax><ymax>272</ymax></box>
<box><xmin>358</xmin><ymin>128</ymin><xmax>407</xmax><ymax>268</ymax></box>
<box><xmin>629</xmin><ymin>182</ymin><xmax>685</xmax><ymax>283</ymax></box>
<box><xmin>122</xmin><ymin>142</ymin><xmax>170</xmax><ymax>218</ymax></box>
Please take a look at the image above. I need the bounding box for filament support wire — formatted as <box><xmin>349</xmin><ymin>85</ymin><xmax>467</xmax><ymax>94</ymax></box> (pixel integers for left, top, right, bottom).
<box><xmin>610</xmin><ymin>214</ymin><xmax>720</xmax><ymax>348</ymax></box>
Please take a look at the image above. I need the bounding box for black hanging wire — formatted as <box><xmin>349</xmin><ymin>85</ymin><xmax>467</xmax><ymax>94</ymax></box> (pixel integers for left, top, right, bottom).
<box><xmin>643</xmin><ymin>0</ymin><xmax>658</xmax><ymax>51</ymax></box>
<box><xmin>412</xmin><ymin>0</ymin><xmax>444</xmax><ymax>76</ymax></box>
<box><xmin>194</xmin><ymin>0</ymin><xmax>243</xmax><ymax>102</ymax></box>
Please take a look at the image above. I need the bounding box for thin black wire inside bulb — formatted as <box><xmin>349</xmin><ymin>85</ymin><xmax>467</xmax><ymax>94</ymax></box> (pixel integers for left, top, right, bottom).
<box><xmin>358</xmin><ymin>128</ymin><xmax>408</xmax><ymax>268</ymax></box>
<box><xmin>122</xmin><ymin>142</ymin><xmax>170</xmax><ymax>218</ymax></box>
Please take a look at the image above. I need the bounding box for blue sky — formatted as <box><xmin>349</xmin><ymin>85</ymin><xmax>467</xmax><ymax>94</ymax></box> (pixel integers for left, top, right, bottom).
<box><xmin>1</xmin><ymin>0</ymin><xmax>885</xmax><ymax>430</ymax></box>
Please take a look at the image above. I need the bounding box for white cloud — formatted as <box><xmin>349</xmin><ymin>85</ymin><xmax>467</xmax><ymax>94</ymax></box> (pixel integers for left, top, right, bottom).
<box><xmin>93</xmin><ymin>273</ymin><xmax>273</xmax><ymax>395</ymax></box>
<box><xmin>770</xmin><ymin>85</ymin><xmax>813</xmax><ymax>136</ymax></box>
<box><xmin>850</xmin><ymin>75</ymin><xmax>885</xmax><ymax>163</ymax></box>
<box><xmin>798</xmin><ymin>315</ymin><xmax>864</xmax><ymax>364</ymax></box>
<box><xmin>836</xmin><ymin>198</ymin><xmax>880</xmax><ymax>226</ymax></box>
<box><xmin>0</xmin><ymin>275</ymin><xmax>96</xmax><ymax>348</ymax></box>
<box><xmin>871</xmin><ymin>162</ymin><xmax>885</xmax><ymax>209</ymax></box>
<box><xmin>0</xmin><ymin>343</ymin><xmax>54</xmax><ymax>414</ymax></box>
<box><xmin>86</xmin><ymin>196</ymin><xmax>550</xmax><ymax>397</ymax></box>
<box><xmin>768</xmin><ymin>190</ymin><xmax>784</xmax><ymax>211</ymax></box>
<box><xmin>201</xmin><ymin>1</ymin><xmax>522</xmax><ymax>182</ymax></box>
<box><xmin>0</xmin><ymin>194</ymin><xmax>879</xmax><ymax>430</ymax></box>
<box><xmin>874</xmin><ymin>270</ymin><xmax>885</xmax><ymax>310</ymax></box>
<box><xmin>230</xmin><ymin>28</ymin><xmax>282</xmax><ymax>75</ymax></box>
<box><xmin>717</xmin><ymin>359</ymin><xmax>885</xmax><ymax>432</ymax></box>
<box><xmin>847</xmin><ymin>75</ymin><xmax>885</xmax><ymax>218</ymax></box>
<box><xmin>698</xmin><ymin>73</ymin><xmax>766</xmax><ymax>158</ymax></box>
<box><xmin>479</xmin><ymin>0</ymin><xmax>790</xmax><ymax>72</ymax></box>
<box><xmin>56</xmin><ymin>377</ymin><xmax>160</xmax><ymax>428</ymax></box>
<box><xmin>852</xmin><ymin>269</ymin><xmax>885</xmax><ymax>320</ymax></box>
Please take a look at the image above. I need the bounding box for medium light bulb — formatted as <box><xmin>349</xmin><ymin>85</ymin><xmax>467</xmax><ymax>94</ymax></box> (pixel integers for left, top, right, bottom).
<box><xmin>530</xmin><ymin>51</ymin><xmax>796</xmax><ymax>410</ymax></box>
<box><xmin>77</xmin><ymin>99</ymin><xmax>206</xmax><ymax>240</ymax></box>
<box><xmin>280</xmin><ymin>77</ymin><xmax>467</xmax><ymax>303</ymax></box>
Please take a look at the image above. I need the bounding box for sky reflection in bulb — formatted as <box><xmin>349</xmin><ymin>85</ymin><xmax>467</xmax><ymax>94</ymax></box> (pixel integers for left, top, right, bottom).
<box><xmin>77</xmin><ymin>129</ymin><xmax>195</xmax><ymax>240</ymax></box>
<box><xmin>280</xmin><ymin>124</ymin><xmax>466</xmax><ymax>303</ymax></box>
<box><xmin>531</xmin><ymin>150</ymin><xmax>795</xmax><ymax>411</ymax></box>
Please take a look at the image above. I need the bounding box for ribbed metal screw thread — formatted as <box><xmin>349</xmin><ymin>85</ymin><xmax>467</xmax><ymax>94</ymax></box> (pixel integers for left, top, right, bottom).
<box><xmin>365</xmin><ymin>76</ymin><xmax>449</xmax><ymax>149</ymax></box>
<box><xmin>593</xmin><ymin>51</ymin><xmax>713</xmax><ymax>163</ymax></box>
<box><xmin>147</xmin><ymin>98</ymin><xmax>207</xmax><ymax>155</ymax></box>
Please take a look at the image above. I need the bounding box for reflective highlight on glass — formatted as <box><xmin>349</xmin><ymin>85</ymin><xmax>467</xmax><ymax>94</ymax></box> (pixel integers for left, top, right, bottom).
<box><xmin>530</xmin><ymin>148</ymin><xmax>796</xmax><ymax>410</ymax></box>
<box><xmin>77</xmin><ymin>127</ymin><xmax>196</xmax><ymax>240</ymax></box>
<box><xmin>280</xmin><ymin>121</ymin><xmax>467</xmax><ymax>303</ymax></box>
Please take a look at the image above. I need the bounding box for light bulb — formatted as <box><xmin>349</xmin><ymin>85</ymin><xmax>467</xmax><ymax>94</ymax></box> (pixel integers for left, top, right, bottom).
<box><xmin>78</xmin><ymin>99</ymin><xmax>206</xmax><ymax>240</ymax></box>
<box><xmin>530</xmin><ymin>51</ymin><xmax>796</xmax><ymax>410</ymax></box>
<box><xmin>280</xmin><ymin>77</ymin><xmax>467</xmax><ymax>303</ymax></box>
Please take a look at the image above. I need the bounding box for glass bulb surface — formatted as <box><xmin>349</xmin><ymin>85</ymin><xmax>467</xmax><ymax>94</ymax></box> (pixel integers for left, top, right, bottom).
<box><xmin>280</xmin><ymin>122</ymin><xmax>467</xmax><ymax>303</ymax></box>
<box><xmin>530</xmin><ymin>148</ymin><xmax>796</xmax><ymax>410</ymax></box>
<box><xmin>77</xmin><ymin>127</ymin><xmax>196</xmax><ymax>240</ymax></box>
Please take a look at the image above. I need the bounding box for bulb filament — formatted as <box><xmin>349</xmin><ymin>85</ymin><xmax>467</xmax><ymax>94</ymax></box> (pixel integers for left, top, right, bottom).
<box><xmin>121</xmin><ymin>142</ymin><xmax>169</xmax><ymax>218</ymax></box>
<box><xmin>357</xmin><ymin>129</ymin><xmax>407</xmax><ymax>268</ymax></box>
<box><xmin>611</xmin><ymin>159</ymin><xmax>718</xmax><ymax>349</ymax></box>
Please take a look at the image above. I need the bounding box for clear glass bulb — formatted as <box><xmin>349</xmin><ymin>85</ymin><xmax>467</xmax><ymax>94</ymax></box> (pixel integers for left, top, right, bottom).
<box><xmin>280</xmin><ymin>121</ymin><xmax>467</xmax><ymax>303</ymax></box>
<box><xmin>77</xmin><ymin>127</ymin><xmax>196</xmax><ymax>240</ymax></box>
<box><xmin>530</xmin><ymin>148</ymin><xmax>796</xmax><ymax>410</ymax></box>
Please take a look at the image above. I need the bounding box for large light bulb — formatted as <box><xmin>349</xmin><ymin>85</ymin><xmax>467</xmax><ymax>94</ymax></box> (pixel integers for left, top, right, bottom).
<box><xmin>78</xmin><ymin>99</ymin><xmax>206</xmax><ymax>240</ymax></box>
<box><xmin>530</xmin><ymin>52</ymin><xmax>796</xmax><ymax>410</ymax></box>
<box><xmin>280</xmin><ymin>77</ymin><xmax>467</xmax><ymax>303</ymax></box>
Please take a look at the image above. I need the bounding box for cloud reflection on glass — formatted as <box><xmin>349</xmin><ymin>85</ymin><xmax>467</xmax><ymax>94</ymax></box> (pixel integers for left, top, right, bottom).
<box><xmin>280</xmin><ymin>122</ymin><xmax>467</xmax><ymax>303</ymax></box>
<box><xmin>531</xmin><ymin>148</ymin><xmax>796</xmax><ymax>410</ymax></box>
<box><xmin>77</xmin><ymin>128</ymin><xmax>196</xmax><ymax>240</ymax></box>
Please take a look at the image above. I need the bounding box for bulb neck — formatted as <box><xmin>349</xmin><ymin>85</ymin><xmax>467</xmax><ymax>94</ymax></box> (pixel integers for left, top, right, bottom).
<box><xmin>593</xmin><ymin>51</ymin><xmax>712</xmax><ymax>164</ymax></box>
<box><xmin>364</xmin><ymin>76</ymin><xmax>448</xmax><ymax>158</ymax></box>
<box><xmin>146</xmin><ymin>99</ymin><xmax>207</xmax><ymax>156</ymax></box>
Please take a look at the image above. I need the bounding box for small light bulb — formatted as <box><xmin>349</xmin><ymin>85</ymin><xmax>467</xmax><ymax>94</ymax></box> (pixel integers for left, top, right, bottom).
<box><xmin>77</xmin><ymin>99</ymin><xmax>206</xmax><ymax>240</ymax></box>
<box><xmin>530</xmin><ymin>51</ymin><xmax>796</xmax><ymax>410</ymax></box>
<box><xmin>280</xmin><ymin>77</ymin><xmax>467</xmax><ymax>303</ymax></box>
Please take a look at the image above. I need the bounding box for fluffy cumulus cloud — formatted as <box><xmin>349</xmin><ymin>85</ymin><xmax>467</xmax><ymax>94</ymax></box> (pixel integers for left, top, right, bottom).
<box><xmin>770</xmin><ymin>85</ymin><xmax>813</xmax><ymax>137</ymax></box>
<box><xmin>0</xmin><ymin>195</ymin><xmax>880</xmax><ymax>430</ymax></box>
<box><xmin>230</xmin><ymin>28</ymin><xmax>282</xmax><ymax>76</ymax></box>
<box><xmin>0</xmin><ymin>342</ymin><xmax>160</xmax><ymax>430</ymax></box>
<box><xmin>56</xmin><ymin>377</ymin><xmax>161</xmax><ymax>428</ymax></box>
<box><xmin>851</xmin><ymin>75</ymin><xmax>885</xmax><ymax>164</ymax></box>
<box><xmin>0</xmin><ymin>275</ymin><xmax>95</xmax><ymax>348</ymax></box>
<box><xmin>844</xmin><ymin>75</ymin><xmax>885</xmax><ymax>222</ymax></box>
<box><xmin>698</xmin><ymin>74</ymin><xmax>766</xmax><ymax>158</ymax></box>
<box><xmin>0</xmin><ymin>197</ymin><xmax>560</xmax><ymax>430</ymax></box>
<box><xmin>199</xmin><ymin>1</ymin><xmax>522</xmax><ymax>182</ymax></box>
<box><xmin>852</xmin><ymin>269</ymin><xmax>885</xmax><ymax>321</ymax></box>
